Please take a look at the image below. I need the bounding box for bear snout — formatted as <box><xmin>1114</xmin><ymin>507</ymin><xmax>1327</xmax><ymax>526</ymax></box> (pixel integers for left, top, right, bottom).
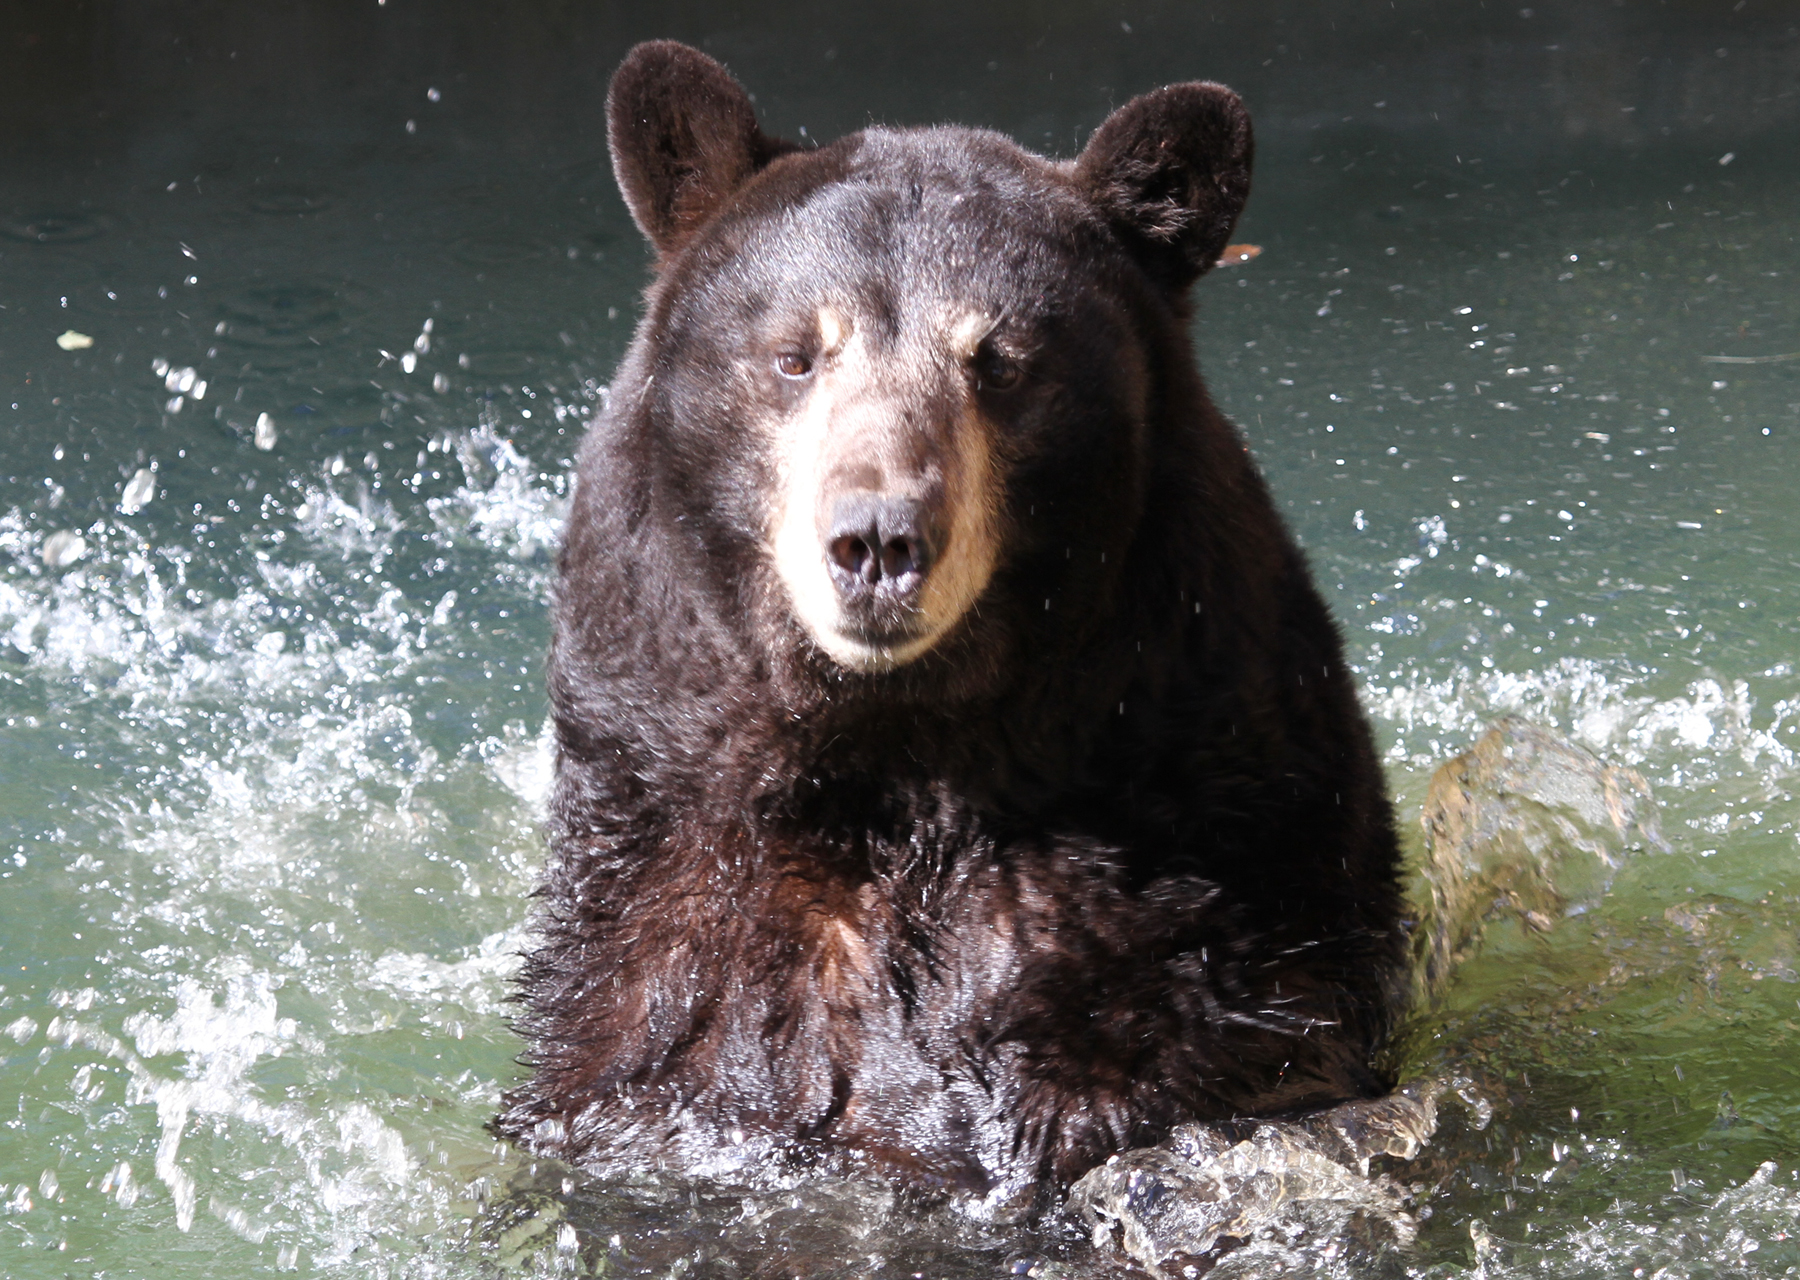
<box><xmin>824</xmin><ymin>491</ymin><xmax>941</xmax><ymax>603</ymax></box>
<box><xmin>771</xmin><ymin>353</ymin><xmax>999</xmax><ymax>671</ymax></box>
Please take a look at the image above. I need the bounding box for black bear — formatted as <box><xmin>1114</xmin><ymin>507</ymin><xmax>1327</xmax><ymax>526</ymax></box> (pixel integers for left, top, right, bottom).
<box><xmin>497</xmin><ymin>40</ymin><xmax>1405</xmax><ymax>1205</ymax></box>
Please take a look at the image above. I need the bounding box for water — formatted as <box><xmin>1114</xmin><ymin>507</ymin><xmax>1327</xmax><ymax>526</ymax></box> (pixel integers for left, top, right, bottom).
<box><xmin>2</xmin><ymin>2</ymin><xmax>1798</xmax><ymax>1275</ymax></box>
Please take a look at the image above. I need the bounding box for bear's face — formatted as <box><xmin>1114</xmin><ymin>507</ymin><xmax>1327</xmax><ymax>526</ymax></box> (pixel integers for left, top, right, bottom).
<box><xmin>606</xmin><ymin>43</ymin><xmax>1253</xmax><ymax>678</ymax></box>
<box><xmin>653</xmin><ymin>137</ymin><xmax>1153</xmax><ymax>672</ymax></box>
<box><xmin>760</xmin><ymin>282</ymin><xmax>1009</xmax><ymax>674</ymax></box>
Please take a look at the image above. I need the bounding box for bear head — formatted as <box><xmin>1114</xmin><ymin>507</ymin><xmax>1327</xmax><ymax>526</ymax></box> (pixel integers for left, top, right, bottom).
<box><xmin>593</xmin><ymin>41</ymin><xmax>1252</xmax><ymax>695</ymax></box>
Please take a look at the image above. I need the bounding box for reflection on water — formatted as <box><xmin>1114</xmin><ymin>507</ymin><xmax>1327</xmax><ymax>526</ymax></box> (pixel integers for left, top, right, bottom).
<box><xmin>3</xmin><ymin>1</ymin><xmax>1799</xmax><ymax>1276</ymax></box>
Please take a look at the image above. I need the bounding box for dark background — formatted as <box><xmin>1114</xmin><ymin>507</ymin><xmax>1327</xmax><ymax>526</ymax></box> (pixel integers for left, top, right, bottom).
<box><xmin>6</xmin><ymin>1</ymin><xmax>1797</xmax><ymax>172</ymax></box>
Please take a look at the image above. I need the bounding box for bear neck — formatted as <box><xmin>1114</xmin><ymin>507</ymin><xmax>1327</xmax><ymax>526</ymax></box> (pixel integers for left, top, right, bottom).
<box><xmin>552</xmin><ymin>508</ymin><xmax>1289</xmax><ymax>856</ymax></box>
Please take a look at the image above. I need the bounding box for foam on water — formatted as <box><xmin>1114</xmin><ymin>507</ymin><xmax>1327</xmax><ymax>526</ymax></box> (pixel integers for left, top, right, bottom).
<box><xmin>1369</xmin><ymin>655</ymin><xmax>1798</xmax><ymax>787</ymax></box>
<box><xmin>1438</xmin><ymin>1161</ymin><xmax>1800</xmax><ymax>1280</ymax></box>
<box><xmin>0</xmin><ymin>422</ymin><xmax>568</xmax><ymax>1274</ymax></box>
<box><xmin>6</xmin><ymin>413</ymin><xmax>1800</xmax><ymax>1275</ymax></box>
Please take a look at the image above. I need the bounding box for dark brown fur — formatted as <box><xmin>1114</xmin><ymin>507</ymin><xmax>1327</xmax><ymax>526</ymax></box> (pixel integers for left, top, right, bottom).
<box><xmin>496</xmin><ymin>41</ymin><xmax>1406</xmax><ymax>1205</ymax></box>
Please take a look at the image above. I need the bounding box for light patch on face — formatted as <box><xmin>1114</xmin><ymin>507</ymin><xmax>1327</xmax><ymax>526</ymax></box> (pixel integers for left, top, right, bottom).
<box><xmin>767</xmin><ymin>321</ymin><xmax>1002</xmax><ymax>673</ymax></box>
<box><xmin>818</xmin><ymin>307</ymin><xmax>851</xmax><ymax>358</ymax></box>
<box><xmin>947</xmin><ymin>309</ymin><xmax>996</xmax><ymax>361</ymax></box>
<box><xmin>770</xmin><ymin>359</ymin><xmax>854</xmax><ymax>664</ymax></box>
<box><xmin>906</xmin><ymin>419</ymin><xmax>999</xmax><ymax>662</ymax></box>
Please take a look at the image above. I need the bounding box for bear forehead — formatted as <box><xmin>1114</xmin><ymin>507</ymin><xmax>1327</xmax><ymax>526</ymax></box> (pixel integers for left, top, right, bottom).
<box><xmin>686</xmin><ymin>128</ymin><xmax>1100</xmax><ymax>310</ymax></box>
<box><xmin>826</xmin><ymin>126</ymin><xmax>1076</xmax><ymax>217</ymax></box>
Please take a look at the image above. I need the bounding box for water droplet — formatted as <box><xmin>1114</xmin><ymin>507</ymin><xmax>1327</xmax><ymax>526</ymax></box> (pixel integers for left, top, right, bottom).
<box><xmin>42</xmin><ymin>530</ymin><xmax>87</xmax><ymax>567</ymax></box>
<box><xmin>120</xmin><ymin>468</ymin><xmax>157</xmax><ymax>514</ymax></box>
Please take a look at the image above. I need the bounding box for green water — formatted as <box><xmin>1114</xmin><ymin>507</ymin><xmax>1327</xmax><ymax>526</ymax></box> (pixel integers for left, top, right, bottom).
<box><xmin>3</xmin><ymin>3</ymin><xmax>1798</xmax><ymax>1275</ymax></box>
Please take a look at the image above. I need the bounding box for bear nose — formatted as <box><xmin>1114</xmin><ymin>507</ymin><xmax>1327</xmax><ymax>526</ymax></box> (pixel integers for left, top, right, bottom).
<box><xmin>825</xmin><ymin>493</ymin><xmax>938</xmax><ymax>596</ymax></box>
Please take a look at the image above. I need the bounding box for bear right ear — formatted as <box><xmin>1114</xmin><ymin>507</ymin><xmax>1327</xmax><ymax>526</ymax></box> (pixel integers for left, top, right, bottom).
<box><xmin>607</xmin><ymin>41</ymin><xmax>795</xmax><ymax>258</ymax></box>
<box><xmin>1074</xmin><ymin>82</ymin><xmax>1253</xmax><ymax>292</ymax></box>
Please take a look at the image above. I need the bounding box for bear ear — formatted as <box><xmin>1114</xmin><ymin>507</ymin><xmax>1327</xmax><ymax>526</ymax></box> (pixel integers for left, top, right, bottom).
<box><xmin>606</xmin><ymin>41</ymin><xmax>795</xmax><ymax>257</ymax></box>
<box><xmin>1074</xmin><ymin>82</ymin><xmax>1254</xmax><ymax>292</ymax></box>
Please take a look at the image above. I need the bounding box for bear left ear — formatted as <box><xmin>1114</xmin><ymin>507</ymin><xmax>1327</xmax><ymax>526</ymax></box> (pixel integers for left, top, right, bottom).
<box><xmin>1075</xmin><ymin>82</ymin><xmax>1253</xmax><ymax>292</ymax></box>
<box><xmin>607</xmin><ymin>41</ymin><xmax>795</xmax><ymax>258</ymax></box>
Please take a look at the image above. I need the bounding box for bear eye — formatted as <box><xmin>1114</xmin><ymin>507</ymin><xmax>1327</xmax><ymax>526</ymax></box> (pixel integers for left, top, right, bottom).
<box><xmin>975</xmin><ymin>347</ymin><xmax>1022</xmax><ymax>393</ymax></box>
<box><xmin>775</xmin><ymin>352</ymin><xmax>813</xmax><ymax>379</ymax></box>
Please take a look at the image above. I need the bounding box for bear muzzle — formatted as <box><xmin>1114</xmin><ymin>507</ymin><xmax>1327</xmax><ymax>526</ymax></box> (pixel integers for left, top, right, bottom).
<box><xmin>823</xmin><ymin>491</ymin><xmax>943</xmax><ymax>614</ymax></box>
<box><xmin>769</xmin><ymin>340</ymin><xmax>1000</xmax><ymax>672</ymax></box>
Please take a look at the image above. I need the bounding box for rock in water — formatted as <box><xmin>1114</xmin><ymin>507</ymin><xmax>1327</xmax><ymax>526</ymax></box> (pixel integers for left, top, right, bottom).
<box><xmin>1412</xmin><ymin>716</ymin><xmax>1666</xmax><ymax>1000</ymax></box>
<box><xmin>1071</xmin><ymin>1079</ymin><xmax>1479</xmax><ymax>1275</ymax></box>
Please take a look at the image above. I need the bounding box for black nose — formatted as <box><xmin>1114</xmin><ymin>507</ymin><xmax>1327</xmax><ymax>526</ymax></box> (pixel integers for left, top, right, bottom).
<box><xmin>825</xmin><ymin>493</ymin><xmax>937</xmax><ymax>596</ymax></box>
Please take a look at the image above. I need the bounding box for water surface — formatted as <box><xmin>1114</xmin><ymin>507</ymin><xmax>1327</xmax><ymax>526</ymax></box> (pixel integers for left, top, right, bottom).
<box><xmin>3</xmin><ymin>3</ymin><xmax>1799</xmax><ymax>1275</ymax></box>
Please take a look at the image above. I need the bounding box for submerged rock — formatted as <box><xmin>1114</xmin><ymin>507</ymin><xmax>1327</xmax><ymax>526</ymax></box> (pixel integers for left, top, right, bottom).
<box><xmin>1071</xmin><ymin>1079</ymin><xmax>1481</xmax><ymax>1276</ymax></box>
<box><xmin>1412</xmin><ymin>716</ymin><xmax>1666</xmax><ymax>1000</ymax></box>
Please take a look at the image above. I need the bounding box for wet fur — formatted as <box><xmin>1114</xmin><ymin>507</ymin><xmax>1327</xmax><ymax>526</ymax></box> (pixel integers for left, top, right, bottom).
<box><xmin>497</xmin><ymin>41</ymin><xmax>1406</xmax><ymax>1201</ymax></box>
